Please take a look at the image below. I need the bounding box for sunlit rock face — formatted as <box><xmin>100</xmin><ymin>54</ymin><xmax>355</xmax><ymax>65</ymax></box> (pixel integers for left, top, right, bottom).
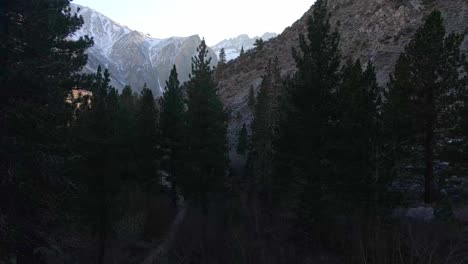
<box><xmin>217</xmin><ymin>0</ymin><xmax>467</xmax><ymax>148</ymax></box>
<box><xmin>70</xmin><ymin>4</ymin><xmax>218</xmax><ymax>96</ymax></box>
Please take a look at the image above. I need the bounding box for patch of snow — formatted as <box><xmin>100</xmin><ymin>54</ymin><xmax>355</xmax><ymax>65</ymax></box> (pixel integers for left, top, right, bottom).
<box><xmin>225</xmin><ymin>49</ymin><xmax>240</xmax><ymax>61</ymax></box>
<box><xmin>158</xmin><ymin>78</ymin><xmax>163</xmax><ymax>96</ymax></box>
<box><xmin>406</xmin><ymin>207</ymin><xmax>434</xmax><ymax>222</ymax></box>
<box><xmin>212</xmin><ymin>33</ymin><xmax>277</xmax><ymax>61</ymax></box>
<box><xmin>447</xmin><ymin>138</ymin><xmax>464</xmax><ymax>144</ymax></box>
<box><xmin>392</xmin><ymin>206</ymin><xmax>435</xmax><ymax>222</ymax></box>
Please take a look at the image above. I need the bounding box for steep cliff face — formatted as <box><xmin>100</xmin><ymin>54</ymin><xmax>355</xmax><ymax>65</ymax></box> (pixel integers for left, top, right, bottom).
<box><xmin>218</xmin><ymin>0</ymin><xmax>467</xmax><ymax>147</ymax></box>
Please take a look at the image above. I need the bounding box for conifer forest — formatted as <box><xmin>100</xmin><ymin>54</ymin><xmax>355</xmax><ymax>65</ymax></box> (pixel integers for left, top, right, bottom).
<box><xmin>1</xmin><ymin>0</ymin><xmax>467</xmax><ymax>263</ymax></box>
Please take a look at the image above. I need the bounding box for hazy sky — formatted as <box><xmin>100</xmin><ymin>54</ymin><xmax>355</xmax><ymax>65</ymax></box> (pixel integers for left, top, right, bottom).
<box><xmin>72</xmin><ymin>0</ymin><xmax>315</xmax><ymax>45</ymax></box>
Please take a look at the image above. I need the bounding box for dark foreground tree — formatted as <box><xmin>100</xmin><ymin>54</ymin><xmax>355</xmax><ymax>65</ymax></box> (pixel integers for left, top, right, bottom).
<box><xmin>274</xmin><ymin>0</ymin><xmax>340</xmax><ymax>236</ymax></box>
<box><xmin>116</xmin><ymin>85</ymin><xmax>138</xmax><ymax>182</ymax></box>
<box><xmin>160</xmin><ymin>65</ymin><xmax>186</xmax><ymax>205</ymax></box>
<box><xmin>250</xmin><ymin>58</ymin><xmax>282</xmax><ymax>203</ymax></box>
<box><xmin>385</xmin><ymin>10</ymin><xmax>466</xmax><ymax>203</ymax></box>
<box><xmin>0</xmin><ymin>0</ymin><xmax>93</xmax><ymax>261</ymax></box>
<box><xmin>184</xmin><ymin>40</ymin><xmax>228</xmax><ymax>211</ymax></box>
<box><xmin>136</xmin><ymin>85</ymin><xmax>160</xmax><ymax>188</ymax></box>
<box><xmin>334</xmin><ymin>60</ymin><xmax>381</xmax><ymax>206</ymax></box>
<box><xmin>72</xmin><ymin>66</ymin><xmax>120</xmax><ymax>264</ymax></box>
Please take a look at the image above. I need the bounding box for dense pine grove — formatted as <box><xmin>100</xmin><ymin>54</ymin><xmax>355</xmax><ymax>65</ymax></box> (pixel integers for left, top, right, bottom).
<box><xmin>1</xmin><ymin>0</ymin><xmax>467</xmax><ymax>263</ymax></box>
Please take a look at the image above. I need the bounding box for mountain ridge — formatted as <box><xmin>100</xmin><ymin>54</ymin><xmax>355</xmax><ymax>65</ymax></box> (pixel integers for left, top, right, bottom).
<box><xmin>70</xmin><ymin>3</ymin><xmax>218</xmax><ymax>96</ymax></box>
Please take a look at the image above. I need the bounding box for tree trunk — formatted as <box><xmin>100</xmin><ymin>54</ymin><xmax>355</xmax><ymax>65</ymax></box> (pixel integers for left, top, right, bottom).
<box><xmin>424</xmin><ymin>130</ymin><xmax>436</xmax><ymax>203</ymax></box>
<box><xmin>98</xmin><ymin>192</ymin><xmax>107</xmax><ymax>264</ymax></box>
<box><xmin>170</xmin><ymin>162</ymin><xmax>178</xmax><ymax>208</ymax></box>
<box><xmin>424</xmin><ymin>91</ymin><xmax>437</xmax><ymax>204</ymax></box>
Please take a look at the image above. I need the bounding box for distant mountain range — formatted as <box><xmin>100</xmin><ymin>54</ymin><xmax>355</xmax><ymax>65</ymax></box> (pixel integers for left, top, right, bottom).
<box><xmin>70</xmin><ymin>4</ymin><xmax>218</xmax><ymax>96</ymax></box>
<box><xmin>70</xmin><ymin>3</ymin><xmax>276</xmax><ymax>96</ymax></box>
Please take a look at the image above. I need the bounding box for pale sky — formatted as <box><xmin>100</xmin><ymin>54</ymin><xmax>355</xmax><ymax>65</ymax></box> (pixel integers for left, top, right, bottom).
<box><xmin>72</xmin><ymin>0</ymin><xmax>315</xmax><ymax>46</ymax></box>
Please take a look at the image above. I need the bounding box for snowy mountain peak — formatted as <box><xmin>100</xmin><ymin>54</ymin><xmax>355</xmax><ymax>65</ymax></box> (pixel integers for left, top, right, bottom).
<box><xmin>70</xmin><ymin>3</ymin><xmax>274</xmax><ymax>95</ymax></box>
<box><xmin>212</xmin><ymin>33</ymin><xmax>278</xmax><ymax>61</ymax></box>
<box><xmin>70</xmin><ymin>3</ymin><xmax>217</xmax><ymax>96</ymax></box>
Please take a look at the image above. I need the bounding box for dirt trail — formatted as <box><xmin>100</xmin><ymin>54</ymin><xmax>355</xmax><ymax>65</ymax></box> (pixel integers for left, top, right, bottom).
<box><xmin>141</xmin><ymin>173</ymin><xmax>186</xmax><ymax>264</ymax></box>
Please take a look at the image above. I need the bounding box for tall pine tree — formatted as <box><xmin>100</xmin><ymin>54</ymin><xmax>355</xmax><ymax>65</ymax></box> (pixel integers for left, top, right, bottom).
<box><xmin>333</xmin><ymin>60</ymin><xmax>381</xmax><ymax>206</ymax></box>
<box><xmin>274</xmin><ymin>0</ymin><xmax>340</xmax><ymax>235</ymax></box>
<box><xmin>72</xmin><ymin>66</ymin><xmax>120</xmax><ymax>264</ymax></box>
<box><xmin>116</xmin><ymin>85</ymin><xmax>138</xmax><ymax>183</ymax></box>
<box><xmin>184</xmin><ymin>40</ymin><xmax>228</xmax><ymax>210</ymax></box>
<box><xmin>136</xmin><ymin>85</ymin><xmax>160</xmax><ymax>189</ymax></box>
<box><xmin>250</xmin><ymin>58</ymin><xmax>282</xmax><ymax>204</ymax></box>
<box><xmin>0</xmin><ymin>0</ymin><xmax>93</xmax><ymax>260</ymax></box>
<box><xmin>160</xmin><ymin>65</ymin><xmax>186</xmax><ymax>205</ymax></box>
<box><xmin>385</xmin><ymin>10</ymin><xmax>466</xmax><ymax>203</ymax></box>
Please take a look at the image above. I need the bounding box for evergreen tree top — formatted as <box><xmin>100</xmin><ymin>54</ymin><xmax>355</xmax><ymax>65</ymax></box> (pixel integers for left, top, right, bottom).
<box><xmin>165</xmin><ymin>65</ymin><xmax>180</xmax><ymax>93</ymax></box>
<box><xmin>390</xmin><ymin>9</ymin><xmax>465</xmax><ymax>98</ymax></box>
<box><xmin>254</xmin><ymin>38</ymin><xmax>264</xmax><ymax>50</ymax></box>
<box><xmin>292</xmin><ymin>0</ymin><xmax>340</xmax><ymax>95</ymax></box>
<box><xmin>121</xmin><ymin>85</ymin><xmax>133</xmax><ymax>97</ymax></box>
<box><xmin>191</xmin><ymin>39</ymin><xmax>213</xmax><ymax>77</ymax></box>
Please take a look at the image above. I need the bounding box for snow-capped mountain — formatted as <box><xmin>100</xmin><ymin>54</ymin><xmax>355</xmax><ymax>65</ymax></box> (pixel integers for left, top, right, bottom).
<box><xmin>212</xmin><ymin>33</ymin><xmax>278</xmax><ymax>61</ymax></box>
<box><xmin>70</xmin><ymin>4</ymin><xmax>218</xmax><ymax>96</ymax></box>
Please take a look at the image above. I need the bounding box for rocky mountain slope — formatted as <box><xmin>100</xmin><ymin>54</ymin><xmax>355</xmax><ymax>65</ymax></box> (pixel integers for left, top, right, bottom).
<box><xmin>70</xmin><ymin>4</ymin><xmax>218</xmax><ymax>96</ymax></box>
<box><xmin>212</xmin><ymin>33</ymin><xmax>277</xmax><ymax>61</ymax></box>
<box><xmin>218</xmin><ymin>0</ymin><xmax>467</xmax><ymax>147</ymax></box>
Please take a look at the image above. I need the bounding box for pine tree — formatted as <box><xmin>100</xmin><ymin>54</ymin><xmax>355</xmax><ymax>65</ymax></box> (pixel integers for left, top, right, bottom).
<box><xmin>184</xmin><ymin>39</ymin><xmax>228</xmax><ymax>210</ymax></box>
<box><xmin>237</xmin><ymin>124</ymin><xmax>248</xmax><ymax>155</ymax></box>
<box><xmin>362</xmin><ymin>61</ymin><xmax>385</xmax><ymax>191</ymax></box>
<box><xmin>160</xmin><ymin>65</ymin><xmax>186</xmax><ymax>205</ymax></box>
<box><xmin>254</xmin><ymin>38</ymin><xmax>264</xmax><ymax>51</ymax></box>
<box><xmin>116</xmin><ymin>85</ymin><xmax>138</xmax><ymax>182</ymax></box>
<box><xmin>219</xmin><ymin>48</ymin><xmax>227</xmax><ymax>65</ymax></box>
<box><xmin>250</xmin><ymin>58</ymin><xmax>282</xmax><ymax>203</ymax></box>
<box><xmin>120</xmin><ymin>85</ymin><xmax>136</xmax><ymax>109</ymax></box>
<box><xmin>274</xmin><ymin>0</ymin><xmax>340</xmax><ymax>233</ymax></box>
<box><xmin>385</xmin><ymin>10</ymin><xmax>466</xmax><ymax>203</ymax></box>
<box><xmin>240</xmin><ymin>46</ymin><xmax>245</xmax><ymax>56</ymax></box>
<box><xmin>333</xmin><ymin>60</ymin><xmax>381</xmax><ymax>205</ymax></box>
<box><xmin>0</xmin><ymin>0</ymin><xmax>93</xmax><ymax>260</ymax></box>
<box><xmin>72</xmin><ymin>66</ymin><xmax>120</xmax><ymax>264</ymax></box>
<box><xmin>136</xmin><ymin>85</ymin><xmax>160</xmax><ymax>188</ymax></box>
